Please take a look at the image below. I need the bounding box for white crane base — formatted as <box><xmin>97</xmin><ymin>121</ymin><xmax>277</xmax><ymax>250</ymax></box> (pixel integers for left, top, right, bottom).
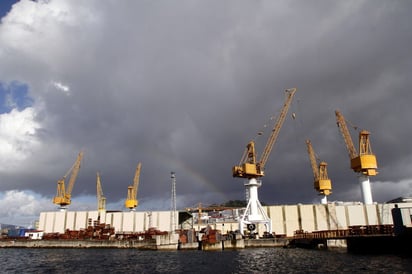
<box><xmin>239</xmin><ymin>178</ymin><xmax>272</xmax><ymax>236</ymax></box>
<box><xmin>359</xmin><ymin>175</ymin><xmax>373</xmax><ymax>205</ymax></box>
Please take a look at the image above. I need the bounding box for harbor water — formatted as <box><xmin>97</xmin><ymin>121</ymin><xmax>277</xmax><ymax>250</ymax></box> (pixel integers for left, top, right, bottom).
<box><xmin>1</xmin><ymin>248</ymin><xmax>411</xmax><ymax>273</ymax></box>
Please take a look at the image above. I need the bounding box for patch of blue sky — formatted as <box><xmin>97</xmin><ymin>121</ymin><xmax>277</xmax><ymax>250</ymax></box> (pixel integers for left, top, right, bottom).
<box><xmin>0</xmin><ymin>81</ymin><xmax>34</xmax><ymax>114</ymax></box>
<box><xmin>0</xmin><ymin>0</ymin><xmax>19</xmax><ymax>20</ymax></box>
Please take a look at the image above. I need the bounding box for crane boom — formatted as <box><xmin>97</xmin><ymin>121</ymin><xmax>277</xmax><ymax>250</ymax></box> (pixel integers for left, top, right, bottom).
<box><xmin>96</xmin><ymin>172</ymin><xmax>106</xmax><ymax>211</ymax></box>
<box><xmin>232</xmin><ymin>88</ymin><xmax>297</xmax><ymax>178</ymax></box>
<box><xmin>125</xmin><ymin>162</ymin><xmax>142</xmax><ymax>210</ymax></box>
<box><xmin>259</xmin><ymin>88</ymin><xmax>297</xmax><ymax>169</ymax></box>
<box><xmin>53</xmin><ymin>151</ymin><xmax>83</xmax><ymax>208</ymax></box>
<box><xmin>335</xmin><ymin>110</ymin><xmax>358</xmax><ymax>159</ymax></box>
<box><xmin>305</xmin><ymin>140</ymin><xmax>332</xmax><ymax>196</ymax></box>
<box><xmin>306</xmin><ymin>140</ymin><xmax>319</xmax><ymax>180</ymax></box>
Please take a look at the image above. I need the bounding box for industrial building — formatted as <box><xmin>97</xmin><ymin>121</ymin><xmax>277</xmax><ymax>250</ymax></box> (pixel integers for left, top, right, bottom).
<box><xmin>38</xmin><ymin>88</ymin><xmax>405</xmax><ymax>240</ymax></box>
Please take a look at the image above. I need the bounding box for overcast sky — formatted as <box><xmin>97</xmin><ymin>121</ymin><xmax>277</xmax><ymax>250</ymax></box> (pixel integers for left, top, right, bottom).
<box><xmin>1</xmin><ymin>0</ymin><xmax>412</xmax><ymax>226</ymax></box>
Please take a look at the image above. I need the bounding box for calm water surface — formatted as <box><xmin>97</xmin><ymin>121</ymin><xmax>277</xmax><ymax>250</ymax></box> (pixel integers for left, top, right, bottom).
<box><xmin>1</xmin><ymin>248</ymin><xmax>411</xmax><ymax>273</ymax></box>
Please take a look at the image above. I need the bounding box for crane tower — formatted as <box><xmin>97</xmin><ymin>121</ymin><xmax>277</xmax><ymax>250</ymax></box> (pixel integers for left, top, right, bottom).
<box><xmin>335</xmin><ymin>110</ymin><xmax>378</xmax><ymax>204</ymax></box>
<box><xmin>305</xmin><ymin>140</ymin><xmax>332</xmax><ymax>204</ymax></box>
<box><xmin>233</xmin><ymin>88</ymin><xmax>297</xmax><ymax>236</ymax></box>
<box><xmin>53</xmin><ymin>151</ymin><xmax>83</xmax><ymax>210</ymax></box>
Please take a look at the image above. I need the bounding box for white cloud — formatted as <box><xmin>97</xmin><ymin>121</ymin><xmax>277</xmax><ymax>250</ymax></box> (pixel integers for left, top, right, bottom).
<box><xmin>0</xmin><ymin>190</ymin><xmax>54</xmax><ymax>226</ymax></box>
<box><xmin>52</xmin><ymin>81</ymin><xmax>70</xmax><ymax>95</ymax></box>
<box><xmin>0</xmin><ymin>107</ymin><xmax>41</xmax><ymax>170</ymax></box>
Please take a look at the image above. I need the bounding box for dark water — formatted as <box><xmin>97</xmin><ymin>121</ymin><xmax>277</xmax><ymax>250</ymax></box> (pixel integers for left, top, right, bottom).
<box><xmin>1</xmin><ymin>248</ymin><xmax>411</xmax><ymax>274</ymax></box>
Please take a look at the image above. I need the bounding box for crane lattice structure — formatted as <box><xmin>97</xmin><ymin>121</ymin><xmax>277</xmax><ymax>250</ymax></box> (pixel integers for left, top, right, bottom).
<box><xmin>125</xmin><ymin>162</ymin><xmax>142</xmax><ymax>210</ymax></box>
<box><xmin>305</xmin><ymin>139</ymin><xmax>332</xmax><ymax>204</ymax></box>
<box><xmin>335</xmin><ymin>110</ymin><xmax>378</xmax><ymax>204</ymax></box>
<box><xmin>53</xmin><ymin>151</ymin><xmax>83</xmax><ymax>210</ymax></box>
<box><xmin>232</xmin><ymin>88</ymin><xmax>297</xmax><ymax>236</ymax></box>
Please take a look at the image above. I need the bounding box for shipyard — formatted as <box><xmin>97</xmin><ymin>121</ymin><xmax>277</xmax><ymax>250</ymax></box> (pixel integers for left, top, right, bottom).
<box><xmin>1</xmin><ymin>88</ymin><xmax>411</xmax><ymax>255</ymax></box>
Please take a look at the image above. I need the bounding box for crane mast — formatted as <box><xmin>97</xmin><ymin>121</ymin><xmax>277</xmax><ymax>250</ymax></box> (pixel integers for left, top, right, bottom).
<box><xmin>305</xmin><ymin>140</ymin><xmax>332</xmax><ymax>203</ymax></box>
<box><xmin>232</xmin><ymin>88</ymin><xmax>297</xmax><ymax>179</ymax></box>
<box><xmin>96</xmin><ymin>172</ymin><xmax>106</xmax><ymax>212</ymax></box>
<box><xmin>125</xmin><ymin>162</ymin><xmax>141</xmax><ymax>210</ymax></box>
<box><xmin>53</xmin><ymin>151</ymin><xmax>83</xmax><ymax>209</ymax></box>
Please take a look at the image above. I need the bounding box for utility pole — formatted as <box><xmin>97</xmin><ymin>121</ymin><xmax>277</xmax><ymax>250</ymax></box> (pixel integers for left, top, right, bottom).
<box><xmin>170</xmin><ymin>172</ymin><xmax>176</xmax><ymax>232</ymax></box>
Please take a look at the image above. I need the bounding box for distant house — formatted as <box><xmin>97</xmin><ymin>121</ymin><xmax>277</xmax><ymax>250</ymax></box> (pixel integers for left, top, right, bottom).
<box><xmin>387</xmin><ymin>197</ymin><xmax>412</xmax><ymax>203</ymax></box>
<box><xmin>24</xmin><ymin>230</ymin><xmax>44</xmax><ymax>240</ymax></box>
<box><xmin>7</xmin><ymin>228</ymin><xmax>44</xmax><ymax>240</ymax></box>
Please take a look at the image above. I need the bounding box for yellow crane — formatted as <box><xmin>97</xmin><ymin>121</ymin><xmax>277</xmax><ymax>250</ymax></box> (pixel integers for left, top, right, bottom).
<box><xmin>233</xmin><ymin>88</ymin><xmax>297</xmax><ymax>235</ymax></box>
<box><xmin>335</xmin><ymin>110</ymin><xmax>378</xmax><ymax>204</ymax></box>
<box><xmin>335</xmin><ymin>110</ymin><xmax>378</xmax><ymax>176</ymax></box>
<box><xmin>232</xmin><ymin>88</ymin><xmax>297</xmax><ymax>179</ymax></box>
<box><xmin>305</xmin><ymin>139</ymin><xmax>332</xmax><ymax>203</ymax></box>
<box><xmin>96</xmin><ymin>172</ymin><xmax>106</xmax><ymax>212</ymax></box>
<box><xmin>125</xmin><ymin>162</ymin><xmax>141</xmax><ymax>210</ymax></box>
<box><xmin>53</xmin><ymin>151</ymin><xmax>84</xmax><ymax>208</ymax></box>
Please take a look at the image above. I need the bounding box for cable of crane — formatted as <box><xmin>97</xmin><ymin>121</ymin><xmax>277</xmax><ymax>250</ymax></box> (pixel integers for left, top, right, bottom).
<box><xmin>345</xmin><ymin>117</ymin><xmax>359</xmax><ymax>131</ymax></box>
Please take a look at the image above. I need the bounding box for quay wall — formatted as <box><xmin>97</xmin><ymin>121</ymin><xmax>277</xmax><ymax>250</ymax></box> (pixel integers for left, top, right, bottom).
<box><xmin>1</xmin><ymin>239</ymin><xmax>155</xmax><ymax>249</ymax></box>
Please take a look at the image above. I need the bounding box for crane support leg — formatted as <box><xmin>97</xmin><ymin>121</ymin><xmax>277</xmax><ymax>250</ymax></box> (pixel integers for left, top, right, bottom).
<box><xmin>359</xmin><ymin>175</ymin><xmax>373</xmax><ymax>204</ymax></box>
<box><xmin>239</xmin><ymin>178</ymin><xmax>272</xmax><ymax>236</ymax></box>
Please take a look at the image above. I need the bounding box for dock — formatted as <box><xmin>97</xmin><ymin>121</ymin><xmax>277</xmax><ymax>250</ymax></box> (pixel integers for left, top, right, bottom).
<box><xmin>288</xmin><ymin>224</ymin><xmax>412</xmax><ymax>255</ymax></box>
